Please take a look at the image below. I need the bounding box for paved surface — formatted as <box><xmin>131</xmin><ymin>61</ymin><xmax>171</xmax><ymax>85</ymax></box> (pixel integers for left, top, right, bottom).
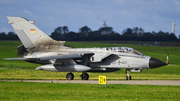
<box><xmin>1</xmin><ymin>80</ymin><xmax>180</xmax><ymax>86</ymax></box>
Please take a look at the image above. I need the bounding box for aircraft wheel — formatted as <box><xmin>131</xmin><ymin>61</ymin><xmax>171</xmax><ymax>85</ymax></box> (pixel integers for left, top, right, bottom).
<box><xmin>66</xmin><ymin>73</ymin><xmax>74</xmax><ymax>80</ymax></box>
<box><xmin>81</xmin><ymin>73</ymin><xmax>89</xmax><ymax>80</ymax></box>
<box><xmin>129</xmin><ymin>76</ymin><xmax>132</xmax><ymax>80</ymax></box>
<box><xmin>126</xmin><ymin>76</ymin><xmax>128</xmax><ymax>80</ymax></box>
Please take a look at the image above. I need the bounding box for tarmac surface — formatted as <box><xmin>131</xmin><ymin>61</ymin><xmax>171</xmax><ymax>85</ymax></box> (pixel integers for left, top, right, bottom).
<box><xmin>1</xmin><ymin>80</ymin><xmax>180</xmax><ymax>86</ymax></box>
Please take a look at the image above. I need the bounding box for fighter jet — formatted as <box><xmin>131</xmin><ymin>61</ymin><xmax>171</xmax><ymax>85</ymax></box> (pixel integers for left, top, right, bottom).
<box><xmin>5</xmin><ymin>17</ymin><xmax>167</xmax><ymax>80</ymax></box>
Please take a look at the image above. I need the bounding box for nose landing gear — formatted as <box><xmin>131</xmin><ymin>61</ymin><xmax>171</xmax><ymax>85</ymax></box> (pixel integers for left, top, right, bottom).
<box><xmin>125</xmin><ymin>69</ymin><xmax>132</xmax><ymax>80</ymax></box>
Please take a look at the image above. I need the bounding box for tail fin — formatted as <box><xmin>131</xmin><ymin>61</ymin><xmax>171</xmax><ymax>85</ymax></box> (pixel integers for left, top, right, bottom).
<box><xmin>7</xmin><ymin>16</ymin><xmax>65</xmax><ymax>49</ymax></box>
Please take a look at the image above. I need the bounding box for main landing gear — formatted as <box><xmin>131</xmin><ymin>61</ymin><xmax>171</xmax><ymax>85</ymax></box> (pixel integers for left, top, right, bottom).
<box><xmin>66</xmin><ymin>72</ymin><xmax>89</xmax><ymax>80</ymax></box>
<box><xmin>125</xmin><ymin>69</ymin><xmax>132</xmax><ymax>80</ymax></box>
<box><xmin>66</xmin><ymin>73</ymin><xmax>74</xmax><ymax>80</ymax></box>
<box><xmin>80</xmin><ymin>72</ymin><xmax>89</xmax><ymax>80</ymax></box>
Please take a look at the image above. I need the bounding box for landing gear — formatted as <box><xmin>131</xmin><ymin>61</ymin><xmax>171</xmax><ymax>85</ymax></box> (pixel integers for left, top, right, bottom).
<box><xmin>80</xmin><ymin>72</ymin><xmax>89</xmax><ymax>80</ymax></box>
<box><xmin>125</xmin><ymin>69</ymin><xmax>132</xmax><ymax>80</ymax></box>
<box><xmin>126</xmin><ymin>76</ymin><xmax>128</xmax><ymax>80</ymax></box>
<box><xmin>66</xmin><ymin>72</ymin><xmax>89</xmax><ymax>80</ymax></box>
<box><xmin>66</xmin><ymin>73</ymin><xmax>74</xmax><ymax>80</ymax></box>
<box><xmin>126</xmin><ymin>76</ymin><xmax>132</xmax><ymax>80</ymax></box>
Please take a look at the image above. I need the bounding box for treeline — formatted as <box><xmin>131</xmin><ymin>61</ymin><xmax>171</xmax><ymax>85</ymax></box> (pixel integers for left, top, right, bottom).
<box><xmin>0</xmin><ymin>26</ymin><xmax>179</xmax><ymax>41</ymax></box>
<box><xmin>0</xmin><ymin>32</ymin><xmax>19</xmax><ymax>40</ymax></box>
<box><xmin>50</xmin><ymin>26</ymin><xmax>178</xmax><ymax>41</ymax></box>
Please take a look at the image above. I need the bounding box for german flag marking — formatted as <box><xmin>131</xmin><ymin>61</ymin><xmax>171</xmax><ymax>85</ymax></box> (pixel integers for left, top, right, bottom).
<box><xmin>30</xmin><ymin>29</ymin><xmax>35</xmax><ymax>33</ymax></box>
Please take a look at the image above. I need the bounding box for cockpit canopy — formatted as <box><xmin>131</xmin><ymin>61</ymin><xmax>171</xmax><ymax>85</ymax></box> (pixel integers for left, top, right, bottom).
<box><xmin>106</xmin><ymin>47</ymin><xmax>144</xmax><ymax>56</ymax></box>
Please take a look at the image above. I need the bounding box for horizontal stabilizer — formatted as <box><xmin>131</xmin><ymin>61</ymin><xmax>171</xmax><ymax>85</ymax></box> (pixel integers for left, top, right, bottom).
<box><xmin>38</xmin><ymin>54</ymin><xmax>82</xmax><ymax>60</ymax></box>
<box><xmin>4</xmin><ymin>58</ymin><xmax>27</xmax><ymax>60</ymax></box>
<box><xmin>5</xmin><ymin>52</ymin><xmax>94</xmax><ymax>62</ymax></box>
<box><xmin>36</xmin><ymin>52</ymin><xmax>94</xmax><ymax>60</ymax></box>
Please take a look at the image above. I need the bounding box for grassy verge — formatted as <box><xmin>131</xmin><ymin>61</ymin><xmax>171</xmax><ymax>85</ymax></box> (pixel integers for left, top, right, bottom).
<box><xmin>0</xmin><ymin>65</ymin><xmax>180</xmax><ymax>80</ymax></box>
<box><xmin>0</xmin><ymin>81</ymin><xmax>180</xmax><ymax>101</ymax></box>
<box><xmin>0</xmin><ymin>41</ymin><xmax>180</xmax><ymax>80</ymax></box>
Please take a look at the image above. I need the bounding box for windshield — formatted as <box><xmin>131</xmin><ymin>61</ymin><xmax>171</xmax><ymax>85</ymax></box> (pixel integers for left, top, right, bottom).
<box><xmin>106</xmin><ymin>47</ymin><xmax>144</xmax><ymax>56</ymax></box>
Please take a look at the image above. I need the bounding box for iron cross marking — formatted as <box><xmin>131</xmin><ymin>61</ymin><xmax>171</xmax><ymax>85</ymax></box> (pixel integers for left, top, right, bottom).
<box><xmin>117</xmin><ymin>60</ymin><xmax>127</xmax><ymax>65</ymax></box>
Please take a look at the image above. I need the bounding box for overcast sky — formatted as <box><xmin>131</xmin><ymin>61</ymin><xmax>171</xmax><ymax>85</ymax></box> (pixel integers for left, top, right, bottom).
<box><xmin>0</xmin><ymin>0</ymin><xmax>180</xmax><ymax>37</ymax></box>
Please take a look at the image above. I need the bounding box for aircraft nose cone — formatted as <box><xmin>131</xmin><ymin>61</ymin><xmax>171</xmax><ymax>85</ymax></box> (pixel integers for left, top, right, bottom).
<box><xmin>149</xmin><ymin>57</ymin><xmax>167</xmax><ymax>68</ymax></box>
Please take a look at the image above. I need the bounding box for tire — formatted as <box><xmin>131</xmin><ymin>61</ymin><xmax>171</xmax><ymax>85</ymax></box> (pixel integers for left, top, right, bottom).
<box><xmin>126</xmin><ymin>76</ymin><xmax>128</xmax><ymax>80</ymax></box>
<box><xmin>81</xmin><ymin>73</ymin><xmax>89</xmax><ymax>80</ymax></box>
<box><xmin>129</xmin><ymin>76</ymin><xmax>132</xmax><ymax>80</ymax></box>
<box><xmin>66</xmin><ymin>73</ymin><xmax>74</xmax><ymax>80</ymax></box>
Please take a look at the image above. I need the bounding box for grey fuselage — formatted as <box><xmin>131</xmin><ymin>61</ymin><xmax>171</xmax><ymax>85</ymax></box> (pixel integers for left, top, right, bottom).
<box><xmin>24</xmin><ymin>47</ymin><xmax>150</xmax><ymax>72</ymax></box>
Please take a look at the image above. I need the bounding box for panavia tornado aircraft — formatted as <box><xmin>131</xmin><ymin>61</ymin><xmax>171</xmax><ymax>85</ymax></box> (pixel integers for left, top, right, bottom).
<box><xmin>5</xmin><ymin>16</ymin><xmax>167</xmax><ymax>80</ymax></box>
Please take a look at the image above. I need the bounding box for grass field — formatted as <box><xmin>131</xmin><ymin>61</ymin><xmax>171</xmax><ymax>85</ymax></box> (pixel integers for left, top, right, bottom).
<box><xmin>0</xmin><ymin>81</ymin><xmax>180</xmax><ymax>101</ymax></box>
<box><xmin>0</xmin><ymin>41</ymin><xmax>180</xmax><ymax>80</ymax></box>
<box><xmin>1</xmin><ymin>41</ymin><xmax>180</xmax><ymax>101</ymax></box>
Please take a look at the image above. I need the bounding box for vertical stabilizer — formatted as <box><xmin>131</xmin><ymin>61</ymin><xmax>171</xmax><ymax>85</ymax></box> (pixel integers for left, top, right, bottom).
<box><xmin>7</xmin><ymin>16</ymin><xmax>65</xmax><ymax>49</ymax></box>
